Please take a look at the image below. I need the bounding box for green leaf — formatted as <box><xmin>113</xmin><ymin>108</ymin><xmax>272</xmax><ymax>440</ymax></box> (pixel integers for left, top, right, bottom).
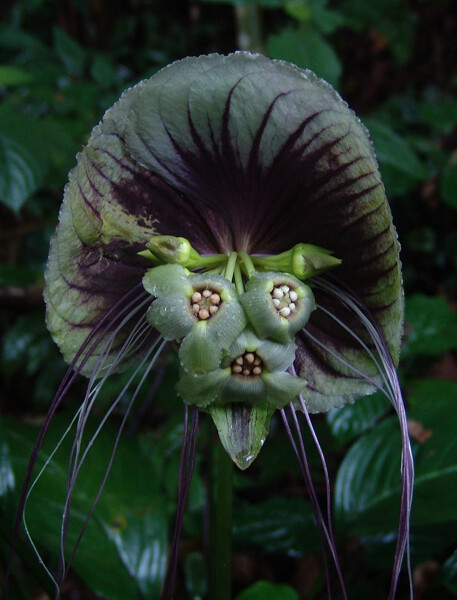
<box><xmin>327</xmin><ymin>391</ymin><xmax>390</xmax><ymax>447</ymax></box>
<box><xmin>335</xmin><ymin>379</ymin><xmax>457</xmax><ymax>536</ymax></box>
<box><xmin>233</xmin><ymin>495</ymin><xmax>320</xmax><ymax>556</ymax></box>
<box><xmin>91</xmin><ymin>54</ymin><xmax>118</xmax><ymax>88</ymax></box>
<box><xmin>0</xmin><ymin>134</ymin><xmax>45</xmax><ymax>212</ymax></box>
<box><xmin>364</xmin><ymin>118</ymin><xmax>427</xmax><ymax>181</ymax></box>
<box><xmin>443</xmin><ymin>549</ymin><xmax>457</xmax><ymax>594</ymax></box>
<box><xmin>403</xmin><ymin>294</ymin><xmax>457</xmax><ymax>357</ymax></box>
<box><xmin>441</xmin><ymin>165</ymin><xmax>457</xmax><ymax>211</ymax></box>
<box><xmin>0</xmin><ymin>25</ymin><xmax>47</xmax><ymax>51</ymax></box>
<box><xmin>54</xmin><ymin>27</ymin><xmax>87</xmax><ymax>76</ymax></box>
<box><xmin>4</xmin><ymin>415</ymin><xmax>168</xmax><ymax>599</ymax></box>
<box><xmin>235</xmin><ymin>581</ymin><xmax>299</xmax><ymax>600</ymax></box>
<box><xmin>267</xmin><ymin>27</ymin><xmax>341</xmax><ymax>88</ymax></box>
<box><xmin>0</xmin><ymin>65</ymin><xmax>33</xmax><ymax>87</ymax></box>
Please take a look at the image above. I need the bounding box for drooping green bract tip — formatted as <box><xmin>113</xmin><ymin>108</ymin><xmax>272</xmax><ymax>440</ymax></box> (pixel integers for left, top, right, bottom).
<box><xmin>44</xmin><ymin>52</ymin><xmax>403</xmax><ymax>418</ymax></box>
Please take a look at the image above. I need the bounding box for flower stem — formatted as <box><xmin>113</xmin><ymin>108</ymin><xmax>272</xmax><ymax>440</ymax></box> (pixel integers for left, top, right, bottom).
<box><xmin>239</xmin><ymin>252</ymin><xmax>256</xmax><ymax>278</ymax></box>
<box><xmin>210</xmin><ymin>440</ymin><xmax>233</xmax><ymax>600</ymax></box>
<box><xmin>225</xmin><ymin>251</ymin><xmax>238</xmax><ymax>282</ymax></box>
<box><xmin>234</xmin><ymin>263</ymin><xmax>244</xmax><ymax>295</ymax></box>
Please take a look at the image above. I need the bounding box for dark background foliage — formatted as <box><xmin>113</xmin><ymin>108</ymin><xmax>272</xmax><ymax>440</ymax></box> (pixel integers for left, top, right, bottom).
<box><xmin>1</xmin><ymin>0</ymin><xmax>457</xmax><ymax>599</ymax></box>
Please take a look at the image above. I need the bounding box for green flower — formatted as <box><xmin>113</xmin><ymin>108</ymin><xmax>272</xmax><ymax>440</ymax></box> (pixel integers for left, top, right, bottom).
<box><xmin>239</xmin><ymin>271</ymin><xmax>316</xmax><ymax>343</ymax></box>
<box><xmin>143</xmin><ymin>264</ymin><xmax>246</xmax><ymax>374</ymax></box>
<box><xmin>176</xmin><ymin>328</ymin><xmax>306</xmax><ymax>409</ymax></box>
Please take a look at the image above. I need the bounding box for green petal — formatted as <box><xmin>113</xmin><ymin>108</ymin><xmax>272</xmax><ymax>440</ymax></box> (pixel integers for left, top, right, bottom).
<box><xmin>240</xmin><ymin>272</ymin><xmax>316</xmax><ymax>343</ymax></box>
<box><xmin>226</xmin><ymin>328</ymin><xmax>261</xmax><ymax>360</ymax></box>
<box><xmin>176</xmin><ymin>368</ymin><xmax>230</xmax><ymax>407</ymax></box>
<box><xmin>142</xmin><ymin>264</ymin><xmax>192</xmax><ymax>298</ymax></box>
<box><xmin>208</xmin><ymin>401</ymin><xmax>275</xmax><ymax>469</ymax></box>
<box><xmin>239</xmin><ymin>288</ymin><xmax>284</xmax><ymax>339</ymax></box>
<box><xmin>256</xmin><ymin>337</ymin><xmax>297</xmax><ymax>372</ymax></box>
<box><xmin>179</xmin><ymin>320</ymin><xmax>223</xmax><ymax>374</ymax></box>
<box><xmin>188</xmin><ymin>273</ymin><xmax>238</xmax><ymax>301</ymax></box>
<box><xmin>219</xmin><ymin>373</ymin><xmax>266</xmax><ymax>405</ymax></box>
<box><xmin>146</xmin><ymin>295</ymin><xmax>194</xmax><ymax>340</ymax></box>
<box><xmin>263</xmin><ymin>371</ymin><xmax>307</xmax><ymax>409</ymax></box>
<box><xmin>207</xmin><ymin>300</ymin><xmax>247</xmax><ymax>351</ymax></box>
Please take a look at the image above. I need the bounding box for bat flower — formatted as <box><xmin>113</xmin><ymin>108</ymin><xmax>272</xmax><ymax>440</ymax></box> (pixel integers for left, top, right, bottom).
<box><xmin>9</xmin><ymin>52</ymin><xmax>413</xmax><ymax>600</ymax></box>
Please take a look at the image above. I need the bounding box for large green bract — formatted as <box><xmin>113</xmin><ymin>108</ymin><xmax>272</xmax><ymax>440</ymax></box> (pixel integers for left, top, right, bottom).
<box><xmin>44</xmin><ymin>52</ymin><xmax>403</xmax><ymax>465</ymax></box>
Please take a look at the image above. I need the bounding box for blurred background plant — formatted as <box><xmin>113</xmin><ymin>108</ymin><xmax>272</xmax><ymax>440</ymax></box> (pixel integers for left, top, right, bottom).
<box><xmin>1</xmin><ymin>0</ymin><xmax>457</xmax><ymax>599</ymax></box>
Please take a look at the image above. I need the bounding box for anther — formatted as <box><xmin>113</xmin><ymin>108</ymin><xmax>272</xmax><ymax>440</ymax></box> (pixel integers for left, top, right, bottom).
<box><xmin>272</xmin><ymin>298</ymin><xmax>281</xmax><ymax>307</ymax></box>
<box><xmin>279</xmin><ymin>306</ymin><xmax>291</xmax><ymax>317</ymax></box>
<box><xmin>254</xmin><ymin>357</ymin><xmax>261</xmax><ymax>366</ymax></box>
<box><xmin>192</xmin><ymin>303</ymin><xmax>200</xmax><ymax>313</ymax></box>
<box><xmin>289</xmin><ymin>303</ymin><xmax>296</xmax><ymax>310</ymax></box>
<box><xmin>209</xmin><ymin>305</ymin><xmax>218</xmax><ymax>315</ymax></box>
<box><xmin>192</xmin><ymin>291</ymin><xmax>202</xmax><ymax>303</ymax></box>
<box><xmin>272</xmin><ymin>288</ymin><xmax>284</xmax><ymax>299</ymax></box>
<box><xmin>232</xmin><ymin>365</ymin><xmax>242</xmax><ymax>374</ymax></box>
<box><xmin>235</xmin><ymin>356</ymin><xmax>244</xmax><ymax>366</ymax></box>
<box><xmin>202</xmin><ymin>289</ymin><xmax>212</xmax><ymax>298</ymax></box>
<box><xmin>281</xmin><ymin>285</ymin><xmax>290</xmax><ymax>294</ymax></box>
<box><xmin>242</xmin><ymin>369</ymin><xmax>250</xmax><ymax>376</ymax></box>
<box><xmin>289</xmin><ymin>290</ymin><xmax>298</xmax><ymax>302</ymax></box>
<box><xmin>210</xmin><ymin>293</ymin><xmax>220</xmax><ymax>304</ymax></box>
<box><xmin>245</xmin><ymin>353</ymin><xmax>255</xmax><ymax>364</ymax></box>
<box><xmin>253</xmin><ymin>366</ymin><xmax>262</xmax><ymax>375</ymax></box>
<box><xmin>198</xmin><ymin>308</ymin><xmax>210</xmax><ymax>320</ymax></box>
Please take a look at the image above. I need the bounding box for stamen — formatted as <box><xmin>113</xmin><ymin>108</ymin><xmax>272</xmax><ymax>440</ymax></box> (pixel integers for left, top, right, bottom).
<box><xmin>190</xmin><ymin>287</ymin><xmax>223</xmax><ymax>321</ymax></box>
<box><xmin>231</xmin><ymin>352</ymin><xmax>263</xmax><ymax>376</ymax></box>
<box><xmin>270</xmin><ymin>284</ymin><xmax>299</xmax><ymax>319</ymax></box>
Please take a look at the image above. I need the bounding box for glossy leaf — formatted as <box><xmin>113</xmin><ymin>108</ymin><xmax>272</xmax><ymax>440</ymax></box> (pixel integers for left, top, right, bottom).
<box><xmin>443</xmin><ymin>549</ymin><xmax>457</xmax><ymax>594</ymax></box>
<box><xmin>233</xmin><ymin>496</ymin><xmax>320</xmax><ymax>557</ymax></box>
<box><xmin>403</xmin><ymin>294</ymin><xmax>457</xmax><ymax>356</ymax></box>
<box><xmin>0</xmin><ymin>134</ymin><xmax>45</xmax><ymax>212</ymax></box>
<box><xmin>235</xmin><ymin>580</ymin><xmax>299</xmax><ymax>600</ymax></box>
<box><xmin>267</xmin><ymin>27</ymin><xmax>342</xmax><ymax>87</ymax></box>
<box><xmin>3</xmin><ymin>415</ymin><xmax>168</xmax><ymax>599</ymax></box>
<box><xmin>0</xmin><ymin>65</ymin><xmax>33</xmax><ymax>86</ymax></box>
<box><xmin>364</xmin><ymin>118</ymin><xmax>427</xmax><ymax>181</ymax></box>
<box><xmin>335</xmin><ymin>379</ymin><xmax>457</xmax><ymax>535</ymax></box>
<box><xmin>327</xmin><ymin>391</ymin><xmax>390</xmax><ymax>447</ymax></box>
<box><xmin>54</xmin><ymin>27</ymin><xmax>87</xmax><ymax>76</ymax></box>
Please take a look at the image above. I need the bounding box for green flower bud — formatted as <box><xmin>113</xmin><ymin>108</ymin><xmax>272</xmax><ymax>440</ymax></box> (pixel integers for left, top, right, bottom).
<box><xmin>239</xmin><ymin>271</ymin><xmax>316</xmax><ymax>343</ymax></box>
<box><xmin>145</xmin><ymin>235</ymin><xmax>194</xmax><ymax>265</ymax></box>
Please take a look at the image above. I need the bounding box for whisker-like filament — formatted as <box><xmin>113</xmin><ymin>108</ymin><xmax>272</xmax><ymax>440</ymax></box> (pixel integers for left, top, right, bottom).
<box><xmin>307</xmin><ymin>276</ymin><xmax>414</xmax><ymax>600</ymax></box>
<box><xmin>161</xmin><ymin>405</ymin><xmax>200</xmax><ymax>600</ymax></box>
<box><xmin>59</xmin><ymin>338</ymin><xmax>168</xmax><ymax>593</ymax></box>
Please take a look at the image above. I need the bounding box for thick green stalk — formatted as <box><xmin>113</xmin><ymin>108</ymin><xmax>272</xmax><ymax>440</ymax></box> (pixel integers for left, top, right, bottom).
<box><xmin>210</xmin><ymin>440</ymin><xmax>233</xmax><ymax>600</ymax></box>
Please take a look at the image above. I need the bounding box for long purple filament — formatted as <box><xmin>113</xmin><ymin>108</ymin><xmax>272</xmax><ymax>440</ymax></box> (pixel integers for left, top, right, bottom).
<box><xmin>2</xmin><ymin>284</ymin><xmax>149</xmax><ymax>599</ymax></box>
<box><xmin>309</xmin><ymin>276</ymin><xmax>414</xmax><ymax>600</ymax></box>
<box><xmin>161</xmin><ymin>405</ymin><xmax>200</xmax><ymax>600</ymax></box>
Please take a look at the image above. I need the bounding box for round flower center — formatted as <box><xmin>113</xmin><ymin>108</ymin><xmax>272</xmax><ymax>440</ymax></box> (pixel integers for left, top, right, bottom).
<box><xmin>191</xmin><ymin>288</ymin><xmax>222</xmax><ymax>320</ymax></box>
<box><xmin>270</xmin><ymin>284</ymin><xmax>298</xmax><ymax>318</ymax></box>
<box><xmin>231</xmin><ymin>352</ymin><xmax>263</xmax><ymax>377</ymax></box>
